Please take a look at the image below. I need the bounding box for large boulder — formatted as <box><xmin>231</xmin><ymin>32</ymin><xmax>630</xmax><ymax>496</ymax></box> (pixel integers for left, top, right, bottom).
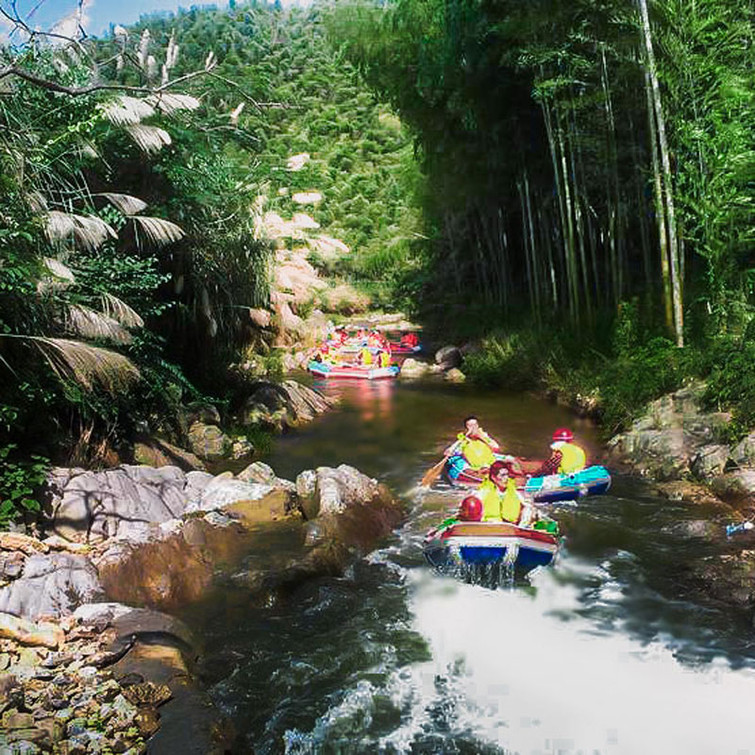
<box><xmin>608</xmin><ymin>382</ymin><xmax>731</xmax><ymax>480</ymax></box>
<box><xmin>711</xmin><ymin>470</ymin><xmax>755</xmax><ymax>510</ymax></box>
<box><xmin>133</xmin><ymin>437</ymin><xmax>206</xmax><ymax>472</ymax></box>
<box><xmin>730</xmin><ymin>432</ymin><xmax>755</xmax><ymax>467</ymax></box>
<box><xmin>187</xmin><ymin>422</ymin><xmax>232</xmax><ymax>461</ymax></box>
<box><xmin>183</xmin><ymin>402</ymin><xmax>221</xmax><ymax>427</ymax></box>
<box><xmin>237</xmin><ymin>462</ymin><xmax>277</xmax><ymax>486</ymax></box>
<box><xmin>239</xmin><ymin>380</ymin><xmax>332</xmax><ymax>430</ymax></box>
<box><xmin>190</xmin><ymin>476</ymin><xmax>274</xmax><ymax>513</ymax></box>
<box><xmin>435</xmin><ymin>345</ymin><xmax>462</xmax><ymax>370</ymax></box>
<box><xmin>95</xmin><ymin>519</ymin><xmax>252</xmax><ymax>610</ymax></box>
<box><xmin>399</xmin><ymin>358</ymin><xmax>431</xmax><ymax>379</ymax></box>
<box><xmin>46</xmin><ymin>465</ymin><xmax>189</xmax><ymax>543</ymax></box>
<box><xmin>0</xmin><ymin>552</ymin><xmax>103</xmax><ymax>620</ymax></box>
<box><xmin>313</xmin><ymin>464</ymin><xmax>390</xmax><ymax>517</ymax></box>
<box><xmin>690</xmin><ymin>444</ymin><xmax>730</xmax><ymax>480</ymax></box>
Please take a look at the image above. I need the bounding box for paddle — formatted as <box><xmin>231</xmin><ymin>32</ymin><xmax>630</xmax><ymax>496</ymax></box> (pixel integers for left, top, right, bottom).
<box><xmin>420</xmin><ymin>457</ymin><xmax>448</xmax><ymax>488</ymax></box>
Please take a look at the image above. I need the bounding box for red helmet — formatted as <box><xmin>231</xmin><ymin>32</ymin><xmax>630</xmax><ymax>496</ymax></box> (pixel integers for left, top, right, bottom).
<box><xmin>459</xmin><ymin>496</ymin><xmax>483</xmax><ymax>521</ymax></box>
<box><xmin>552</xmin><ymin>427</ymin><xmax>574</xmax><ymax>443</ymax></box>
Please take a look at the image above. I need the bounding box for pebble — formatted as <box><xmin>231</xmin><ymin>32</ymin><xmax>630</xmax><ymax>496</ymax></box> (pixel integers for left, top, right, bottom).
<box><xmin>1</xmin><ymin>577</ymin><xmax>166</xmax><ymax>755</ymax></box>
<box><xmin>77</xmin><ymin>666</ymin><xmax>98</xmax><ymax>682</ymax></box>
<box><xmin>54</xmin><ymin>707</ymin><xmax>74</xmax><ymax>723</ymax></box>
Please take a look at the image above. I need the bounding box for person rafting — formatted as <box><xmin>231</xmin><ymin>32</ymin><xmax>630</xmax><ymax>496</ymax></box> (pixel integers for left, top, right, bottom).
<box><xmin>400</xmin><ymin>332</ymin><xmax>419</xmax><ymax>348</ymax></box>
<box><xmin>531</xmin><ymin>428</ymin><xmax>586</xmax><ymax>477</ymax></box>
<box><xmin>377</xmin><ymin>349</ymin><xmax>391</xmax><ymax>368</ymax></box>
<box><xmin>444</xmin><ymin>415</ymin><xmax>502</xmax><ymax>469</ymax></box>
<box><xmin>475</xmin><ymin>460</ymin><xmax>535</xmax><ymax>525</ymax></box>
<box><xmin>357</xmin><ymin>346</ymin><xmax>373</xmax><ymax>366</ymax></box>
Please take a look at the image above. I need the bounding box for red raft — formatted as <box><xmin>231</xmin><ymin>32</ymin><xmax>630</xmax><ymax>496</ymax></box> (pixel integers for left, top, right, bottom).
<box><xmin>423</xmin><ymin>520</ymin><xmax>559</xmax><ymax>573</ymax></box>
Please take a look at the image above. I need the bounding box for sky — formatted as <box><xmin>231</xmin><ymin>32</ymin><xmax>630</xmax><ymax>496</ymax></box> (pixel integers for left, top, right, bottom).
<box><xmin>1</xmin><ymin>0</ymin><xmax>302</xmax><ymax>39</ymax></box>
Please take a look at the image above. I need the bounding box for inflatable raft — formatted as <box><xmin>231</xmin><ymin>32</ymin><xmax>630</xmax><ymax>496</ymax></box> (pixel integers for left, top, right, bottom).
<box><xmin>524</xmin><ymin>465</ymin><xmax>611</xmax><ymax>503</ymax></box>
<box><xmin>444</xmin><ymin>457</ymin><xmax>611</xmax><ymax>501</ymax></box>
<box><xmin>387</xmin><ymin>341</ymin><xmax>422</xmax><ymax>355</ymax></box>
<box><xmin>423</xmin><ymin>519</ymin><xmax>559</xmax><ymax>572</ymax></box>
<box><xmin>307</xmin><ymin>360</ymin><xmax>399</xmax><ymax>380</ymax></box>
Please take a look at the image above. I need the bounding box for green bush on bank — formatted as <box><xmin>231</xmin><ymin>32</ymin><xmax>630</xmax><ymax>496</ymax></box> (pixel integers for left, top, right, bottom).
<box><xmin>461</xmin><ymin>312</ymin><xmax>755</xmax><ymax>442</ymax></box>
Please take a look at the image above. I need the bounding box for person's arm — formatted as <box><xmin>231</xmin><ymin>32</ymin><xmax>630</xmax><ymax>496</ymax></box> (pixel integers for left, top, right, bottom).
<box><xmin>444</xmin><ymin>433</ymin><xmax>467</xmax><ymax>457</ymax></box>
<box><xmin>480</xmin><ymin>429</ymin><xmax>502</xmax><ymax>452</ymax></box>
<box><xmin>532</xmin><ymin>451</ymin><xmax>562</xmax><ymax>478</ymax></box>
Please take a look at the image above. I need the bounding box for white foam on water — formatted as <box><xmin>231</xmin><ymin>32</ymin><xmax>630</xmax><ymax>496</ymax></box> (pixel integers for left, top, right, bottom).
<box><xmin>401</xmin><ymin>565</ymin><xmax>755</xmax><ymax>755</ymax></box>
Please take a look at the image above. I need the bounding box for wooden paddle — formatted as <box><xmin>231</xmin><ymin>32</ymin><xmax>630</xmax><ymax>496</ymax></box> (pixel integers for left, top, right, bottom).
<box><xmin>420</xmin><ymin>457</ymin><xmax>448</xmax><ymax>488</ymax></box>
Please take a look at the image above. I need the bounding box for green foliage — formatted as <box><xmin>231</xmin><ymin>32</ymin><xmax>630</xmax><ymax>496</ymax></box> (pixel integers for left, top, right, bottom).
<box><xmin>0</xmin><ymin>442</ymin><xmax>48</xmax><ymax>529</ymax></box>
<box><xmin>462</xmin><ymin>332</ymin><xmax>546</xmax><ymax>391</ymax></box>
<box><xmin>703</xmin><ymin>341</ymin><xmax>755</xmax><ymax>444</ymax></box>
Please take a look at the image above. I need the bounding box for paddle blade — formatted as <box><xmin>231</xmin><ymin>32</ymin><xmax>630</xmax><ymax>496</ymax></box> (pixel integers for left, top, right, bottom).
<box><xmin>421</xmin><ymin>458</ymin><xmax>446</xmax><ymax>488</ymax></box>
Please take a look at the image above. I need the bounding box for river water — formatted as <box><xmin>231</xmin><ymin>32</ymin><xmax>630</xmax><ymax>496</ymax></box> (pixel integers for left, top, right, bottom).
<box><xmin>180</xmin><ymin>379</ymin><xmax>755</xmax><ymax>755</ymax></box>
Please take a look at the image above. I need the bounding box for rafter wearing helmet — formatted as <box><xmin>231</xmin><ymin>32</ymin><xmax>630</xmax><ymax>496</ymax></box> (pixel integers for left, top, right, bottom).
<box><xmin>532</xmin><ymin>428</ymin><xmax>587</xmax><ymax>478</ymax></box>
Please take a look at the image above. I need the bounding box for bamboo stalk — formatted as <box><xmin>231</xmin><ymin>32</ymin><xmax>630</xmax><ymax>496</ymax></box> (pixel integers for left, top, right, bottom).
<box><xmin>638</xmin><ymin>0</ymin><xmax>684</xmax><ymax>346</ymax></box>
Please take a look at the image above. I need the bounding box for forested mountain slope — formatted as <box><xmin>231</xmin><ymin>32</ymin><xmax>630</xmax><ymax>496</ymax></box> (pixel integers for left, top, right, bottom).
<box><xmin>127</xmin><ymin>3</ymin><xmax>423</xmax><ymax>303</ymax></box>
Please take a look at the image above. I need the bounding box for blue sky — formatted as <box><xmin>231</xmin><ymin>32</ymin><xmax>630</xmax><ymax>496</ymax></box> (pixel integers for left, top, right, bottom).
<box><xmin>0</xmin><ymin>0</ymin><xmax>294</xmax><ymax>38</ymax></box>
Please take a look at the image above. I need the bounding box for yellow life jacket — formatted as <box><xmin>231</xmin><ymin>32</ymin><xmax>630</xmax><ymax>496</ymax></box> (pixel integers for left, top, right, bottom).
<box><xmin>477</xmin><ymin>479</ymin><xmax>501</xmax><ymax>522</ymax></box>
<box><xmin>459</xmin><ymin>436</ymin><xmax>496</xmax><ymax>468</ymax></box>
<box><xmin>379</xmin><ymin>352</ymin><xmax>390</xmax><ymax>368</ymax></box>
<box><xmin>500</xmin><ymin>478</ymin><xmax>523</xmax><ymax>523</ymax></box>
<box><xmin>558</xmin><ymin>442</ymin><xmax>586</xmax><ymax>474</ymax></box>
<box><xmin>360</xmin><ymin>348</ymin><xmax>373</xmax><ymax>366</ymax></box>
<box><xmin>477</xmin><ymin>478</ymin><xmax>522</xmax><ymax>523</ymax></box>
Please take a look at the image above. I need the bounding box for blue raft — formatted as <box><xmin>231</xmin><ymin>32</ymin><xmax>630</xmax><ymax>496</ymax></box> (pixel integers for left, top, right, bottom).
<box><xmin>524</xmin><ymin>464</ymin><xmax>611</xmax><ymax>503</ymax></box>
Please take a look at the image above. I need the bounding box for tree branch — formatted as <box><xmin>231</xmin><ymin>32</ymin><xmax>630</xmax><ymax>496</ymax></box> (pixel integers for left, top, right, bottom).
<box><xmin>0</xmin><ymin>64</ymin><xmax>213</xmax><ymax>97</ymax></box>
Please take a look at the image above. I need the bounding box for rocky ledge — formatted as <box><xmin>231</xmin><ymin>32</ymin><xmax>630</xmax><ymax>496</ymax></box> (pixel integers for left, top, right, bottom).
<box><xmin>606</xmin><ymin>381</ymin><xmax>755</xmax><ymax>516</ymax></box>
<box><xmin>0</xmin><ymin>461</ymin><xmax>404</xmax><ymax>753</ymax></box>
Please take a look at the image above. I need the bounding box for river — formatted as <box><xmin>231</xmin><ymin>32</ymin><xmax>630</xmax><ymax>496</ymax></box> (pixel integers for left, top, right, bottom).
<box><xmin>178</xmin><ymin>379</ymin><xmax>755</xmax><ymax>754</ymax></box>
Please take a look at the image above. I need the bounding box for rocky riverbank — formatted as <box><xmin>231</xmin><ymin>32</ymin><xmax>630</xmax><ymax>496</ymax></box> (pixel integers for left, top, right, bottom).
<box><xmin>0</xmin><ymin>460</ymin><xmax>405</xmax><ymax>753</ymax></box>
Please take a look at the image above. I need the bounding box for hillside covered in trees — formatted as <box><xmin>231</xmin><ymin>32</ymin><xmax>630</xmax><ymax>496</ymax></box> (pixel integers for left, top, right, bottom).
<box><xmin>0</xmin><ymin>1</ymin><xmax>421</xmax><ymax>523</ymax></box>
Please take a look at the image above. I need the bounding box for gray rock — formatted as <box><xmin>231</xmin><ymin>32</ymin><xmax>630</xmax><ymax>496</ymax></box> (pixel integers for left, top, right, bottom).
<box><xmin>239</xmin><ymin>380</ymin><xmax>332</xmax><ymax>429</ymax></box>
<box><xmin>690</xmin><ymin>444</ymin><xmax>730</xmax><ymax>480</ymax></box>
<box><xmin>434</xmin><ymin>345</ymin><xmax>462</xmax><ymax>369</ymax></box>
<box><xmin>187</xmin><ymin>422</ymin><xmax>231</xmax><ymax>461</ymax></box>
<box><xmin>711</xmin><ymin>470</ymin><xmax>755</xmax><ymax>505</ymax></box>
<box><xmin>0</xmin><ymin>551</ymin><xmax>25</xmax><ymax>580</ymax></box>
<box><xmin>184</xmin><ymin>402</ymin><xmax>221</xmax><ymax>427</ymax></box>
<box><xmin>202</xmin><ymin>511</ymin><xmax>234</xmax><ymax>527</ymax></box>
<box><xmin>296</xmin><ymin>470</ymin><xmax>317</xmax><ymax>499</ymax></box>
<box><xmin>184</xmin><ymin>471</ymin><xmax>213</xmax><ymax>509</ymax></box>
<box><xmin>230</xmin><ymin>437</ymin><xmax>255</xmax><ymax>461</ymax></box>
<box><xmin>133</xmin><ymin>437</ymin><xmax>206</xmax><ymax>472</ymax></box>
<box><xmin>731</xmin><ymin>432</ymin><xmax>755</xmax><ymax>467</ymax></box>
<box><xmin>608</xmin><ymin>383</ymin><xmax>732</xmax><ymax>481</ymax></box>
<box><xmin>444</xmin><ymin>368</ymin><xmax>466</xmax><ymax>383</ymax></box>
<box><xmin>109</xmin><ymin>607</ymin><xmax>196</xmax><ymax>652</ymax></box>
<box><xmin>46</xmin><ymin>465</ymin><xmax>189</xmax><ymax>544</ymax></box>
<box><xmin>72</xmin><ymin>602</ymin><xmax>132</xmax><ymax>626</ymax></box>
<box><xmin>0</xmin><ymin>553</ymin><xmax>103</xmax><ymax>620</ymax></box>
<box><xmin>398</xmin><ymin>358</ymin><xmax>430</xmax><ymax>379</ymax></box>
<box><xmin>193</xmin><ymin>478</ymin><xmax>274</xmax><ymax>513</ymax></box>
<box><xmin>237</xmin><ymin>462</ymin><xmax>277</xmax><ymax>485</ymax></box>
<box><xmin>314</xmin><ymin>464</ymin><xmax>383</xmax><ymax>515</ymax></box>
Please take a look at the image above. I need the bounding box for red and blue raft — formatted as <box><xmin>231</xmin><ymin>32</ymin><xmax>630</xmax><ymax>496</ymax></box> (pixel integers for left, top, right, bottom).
<box><xmin>423</xmin><ymin>519</ymin><xmax>559</xmax><ymax>572</ymax></box>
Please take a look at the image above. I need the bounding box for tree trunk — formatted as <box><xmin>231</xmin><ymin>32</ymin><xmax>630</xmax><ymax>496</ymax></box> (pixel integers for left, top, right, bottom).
<box><xmin>638</xmin><ymin>0</ymin><xmax>684</xmax><ymax>346</ymax></box>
